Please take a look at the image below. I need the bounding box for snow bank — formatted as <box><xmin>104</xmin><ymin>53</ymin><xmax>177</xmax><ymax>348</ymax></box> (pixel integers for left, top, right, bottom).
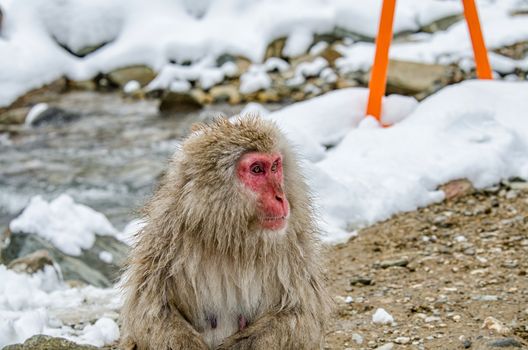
<box><xmin>0</xmin><ymin>265</ymin><xmax>121</xmax><ymax>348</ymax></box>
<box><xmin>0</xmin><ymin>0</ymin><xmax>465</xmax><ymax>107</ymax></box>
<box><xmin>9</xmin><ymin>194</ymin><xmax>118</xmax><ymax>256</ymax></box>
<box><xmin>259</xmin><ymin>80</ymin><xmax>528</xmax><ymax>242</ymax></box>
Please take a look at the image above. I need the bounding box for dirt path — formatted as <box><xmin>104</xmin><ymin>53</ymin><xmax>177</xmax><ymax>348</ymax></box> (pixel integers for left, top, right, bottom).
<box><xmin>324</xmin><ymin>182</ymin><xmax>528</xmax><ymax>350</ymax></box>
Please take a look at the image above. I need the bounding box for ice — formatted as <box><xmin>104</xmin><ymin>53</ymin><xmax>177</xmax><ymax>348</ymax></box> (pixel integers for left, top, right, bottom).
<box><xmin>24</xmin><ymin>103</ymin><xmax>49</xmax><ymax>126</ymax></box>
<box><xmin>372</xmin><ymin>308</ymin><xmax>394</xmax><ymax>325</ymax></box>
<box><xmin>98</xmin><ymin>251</ymin><xmax>113</xmax><ymax>264</ymax></box>
<box><xmin>123</xmin><ymin>80</ymin><xmax>141</xmax><ymax>94</ymax></box>
<box><xmin>9</xmin><ymin>195</ymin><xmax>118</xmax><ymax>256</ymax></box>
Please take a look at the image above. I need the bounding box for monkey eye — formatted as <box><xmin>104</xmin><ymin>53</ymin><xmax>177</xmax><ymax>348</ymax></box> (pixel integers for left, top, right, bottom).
<box><xmin>271</xmin><ymin>161</ymin><xmax>279</xmax><ymax>172</ymax></box>
<box><xmin>250</xmin><ymin>164</ymin><xmax>264</xmax><ymax>174</ymax></box>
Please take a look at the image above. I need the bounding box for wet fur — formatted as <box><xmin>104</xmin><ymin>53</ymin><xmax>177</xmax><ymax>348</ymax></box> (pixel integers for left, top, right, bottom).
<box><xmin>120</xmin><ymin>116</ymin><xmax>332</xmax><ymax>349</ymax></box>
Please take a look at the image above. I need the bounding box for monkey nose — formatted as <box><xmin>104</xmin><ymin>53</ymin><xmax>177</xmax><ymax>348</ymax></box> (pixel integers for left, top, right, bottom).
<box><xmin>275</xmin><ymin>194</ymin><xmax>284</xmax><ymax>203</ymax></box>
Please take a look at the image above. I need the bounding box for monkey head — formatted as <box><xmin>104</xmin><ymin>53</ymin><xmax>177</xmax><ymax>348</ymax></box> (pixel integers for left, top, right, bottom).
<box><xmin>236</xmin><ymin>151</ymin><xmax>289</xmax><ymax>230</ymax></box>
<box><xmin>176</xmin><ymin>116</ymin><xmax>300</xmax><ymax>241</ymax></box>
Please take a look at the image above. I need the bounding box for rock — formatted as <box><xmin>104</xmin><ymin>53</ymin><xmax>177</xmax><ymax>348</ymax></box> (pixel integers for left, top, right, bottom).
<box><xmin>320</xmin><ymin>45</ymin><xmax>343</xmax><ymax>66</ymax></box>
<box><xmin>487</xmin><ymin>338</ymin><xmax>522</xmax><ymax>348</ymax></box>
<box><xmin>382</xmin><ymin>59</ymin><xmax>452</xmax><ymax>95</ymax></box>
<box><xmin>421</xmin><ymin>15</ymin><xmax>463</xmax><ymax>33</ymax></box>
<box><xmin>159</xmin><ymin>90</ymin><xmax>205</xmax><ymax>113</ymax></box>
<box><xmin>375</xmin><ymin>343</ymin><xmax>395</xmax><ymax>350</ymax></box>
<box><xmin>7</xmin><ymin>249</ymin><xmax>55</xmax><ymax>274</ymax></box>
<box><xmin>482</xmin><ymin>316</ymin><xmax>512</xmax><ymax>335</ymax></box>
<box><xmin>26</xmin><ymin>106</ymin><xmax>80</xmax><ymax>127</ymax></box>
<box><xmin>1</xmin><ymin>232</ymin><xmax>128</xmax><ymax>287</ymax></box>
<box><xmin>235</xmin><ymin>57</ymin><xmax>252</xmax><ymax>77</ymax></box>
<box><xmin>439</xmin><ymin>179</ymin><xmax>474</xmax><ymax>200</ymax></box>
<box><xmin>350</xmin><ymin>276</ymin><xmax>373</xmax><ymax>286</ymax></box>
<box><xmin>210</xmin><ymin>85</ymin><xmax>242</xmax><ymax>104</ymax></box>
<box><xmin>462</xmin><ymin>338</ymin><xmax>472</xmax><ymax>348</ymax></box>
<box><xmin>336</xmin><ymin>78</ymin><xmax>359</xmax><ymax>89</ymax></box>
<box><xmin>1</xmin><ymin>78</ymin><xmax>66</xmax><ymax>111</ymax></box>
<box><xmin>0</xmin><ymin>107</ymin><xmax>30</xmax><ymax>125</ymax></box>
<box><xmin>107</xmin><ymin>65</ymin><xmax>156</xmax><ymax>87</ymax></box>
<box><xmin>67</xmin><ymin>79</ymin><xmax>97</xmax><ymax>91</ymax></box>
<box><xmin>394</xmin><ymin>336</ymin><xmax>411</xmax><ymax>344</ymax></box>
<box><xmin>257</xmin><ymin>90</ymin><xmax>280</xmax><ymax>103</ymax></box>
<box><xmin>376</xmin><ymin>257</ymin><xmax>409</xmax><ymax>269</ymax></box>
<box><xmin>351</xmin><ymin>333</ymin><xmax>363</xmax><ymax>344</ymax></box>
<box><xmin>3</xmin><ymin>335</ymin><xmax>98</xmax><ymax>350</ymax></box>
<box><xmin>264</xmin><ymin>37</ymin><xmax>287</xmax><ymax>59</ymax></box>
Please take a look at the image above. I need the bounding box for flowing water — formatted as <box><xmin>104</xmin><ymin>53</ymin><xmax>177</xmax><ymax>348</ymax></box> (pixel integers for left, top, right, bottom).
<box><xmin>0</xmin><ymin>91</ymin><xmax>261</xmax><ymax>231</ymax></box>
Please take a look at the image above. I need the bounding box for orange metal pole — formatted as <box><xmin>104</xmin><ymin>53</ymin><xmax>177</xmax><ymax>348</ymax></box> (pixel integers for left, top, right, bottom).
<box><xmin>462</xmin><ymin>0</ymin><xmax>493</xmax><ymax>79</ymax></box>
<box><xmin>366</xmin><ymin>0</ymin><xmax>397</xmax><ymax>121</ymax></box>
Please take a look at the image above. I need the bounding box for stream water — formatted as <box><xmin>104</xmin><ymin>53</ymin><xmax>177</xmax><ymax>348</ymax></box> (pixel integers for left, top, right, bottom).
<box><xmin>0</xmin><ymin>91</ymin><xmax>264</xmax><ymax>231</ymax></box>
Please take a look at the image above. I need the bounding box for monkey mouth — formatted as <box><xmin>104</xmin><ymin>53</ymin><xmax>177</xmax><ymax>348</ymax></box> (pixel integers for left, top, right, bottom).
<box><xmin>261</xmin><ymin>216</ymin><xmax>287</xmax><ymax>230</ymax></box>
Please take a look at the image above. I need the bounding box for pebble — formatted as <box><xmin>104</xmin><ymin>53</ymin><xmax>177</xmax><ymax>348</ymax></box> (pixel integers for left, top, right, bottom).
<box><xmin>394</xmin><ymin>336</ymin><xmax>410</xmax><ymax>344</ymax></box>
<box><xmin>377</xmin><ymin>257</ymin><xmax>409</xmax><ymax>269</ymax></box>
<box><xmin>350</xmin><ymin>276</ymin><xmax>373</xmax><ymax>286</ymax></box>
<box><xmin>375</xmin><ymin>343</ymin><xmax>394</xmax><ymax>350</ymax></box>
<box><xmin>351</xmin><ymin>333</ymin><xmax>363</xmax><ymax>344</ymax></box>
<box><xmin>473</xmin><ymin>295</ymin><xmax>499</xmax><ymax>301</ymax></box>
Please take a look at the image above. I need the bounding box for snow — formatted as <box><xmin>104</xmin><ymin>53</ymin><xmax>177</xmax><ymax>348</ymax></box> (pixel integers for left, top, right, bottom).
<box><xmin>2</xmin><ymin>0</ymin><xmax>524</xmax><ymax>107</ymax></box>
<box><xmin>9</xmin><ymin>194</ymin><xmax>118</xmax><ymax>256</ymax></box>
<box><xmin>239</xmin><ymin>66</ymin><xmax>272</xmax><ymax>94</ymax></box>
<box><xmin>254</xmin><ymin>80</ymin><xmax>528</xmax><ymax>242</ymax></box>
<box><xmin>24</xmin><ymin>103</ymin><xmax>49</xmax><ymax>126</ymax></box>
<box><xmin>372</xmin><ymin>308</ymin><xmax>394</xmax><ymax>325</ymax></box>
<box><xmin>123</xmin><ymin>80</ymin><xmax>141</xmax><ymax>94</ymax></box>
<box><xmin>0</xmin><ymin>265</ymin><xmax>121</xmax><ymax>348</ymax></box>
<box><xmin>98</xmin><ymin>251</ymin><xmax>113</xmax><ymax>264</ymax></box>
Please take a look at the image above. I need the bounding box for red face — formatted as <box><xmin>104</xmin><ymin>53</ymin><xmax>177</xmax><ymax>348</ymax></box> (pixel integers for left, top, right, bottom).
<box><xmin>237</xmin><ymin>152</ymin><xmax>289</xmax><ymax>230</ymax></box>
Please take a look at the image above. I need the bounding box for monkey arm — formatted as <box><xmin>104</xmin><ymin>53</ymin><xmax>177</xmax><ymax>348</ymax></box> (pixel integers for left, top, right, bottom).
<box><xmin>215</xmin><ymin>307</ymin><xmax>323</xmax><ymax>350</ymax></box>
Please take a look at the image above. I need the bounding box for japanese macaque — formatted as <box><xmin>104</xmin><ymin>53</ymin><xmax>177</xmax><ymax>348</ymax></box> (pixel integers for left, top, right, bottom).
<box><xmin>120</xmin><ymin>116</ymin><xmax>332</xmax><ymax>350</ymax></box>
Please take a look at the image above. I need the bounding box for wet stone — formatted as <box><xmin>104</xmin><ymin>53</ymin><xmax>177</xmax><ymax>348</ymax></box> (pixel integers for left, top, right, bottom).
<box><xmin>488</xmin><ymin>338</ymin><xmax>522</xmax><ymax>348</ymax></box>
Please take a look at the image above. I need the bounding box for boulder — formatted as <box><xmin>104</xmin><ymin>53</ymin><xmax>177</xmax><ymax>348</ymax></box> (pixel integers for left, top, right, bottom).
<box><xmin>380</xmin><ymin>59</ymin><xmax>452</xmax><ymax>95</ymax></box>
<box><xmin>159</xmin><ymin>89</ymin><xmax>209</xmax><ymax>112</ymax></box>
<box><xmin>1</xmin><ymin>231</ymin><xmax>128</xmax><ymax>287</ymax></box>
<box><xmin>107</xmin><ymin>65</ymin><xmax>156</xmax><ymax>87</ymax></box>
<box><xmin>3</xmin><ymin>335</ymin><xmax>98</xmax><ymax>350</ymax></box>
<box><xmin>0</xmin><ymin>107</ymin><xmax>30</xmax><ymax>125</ymax></box>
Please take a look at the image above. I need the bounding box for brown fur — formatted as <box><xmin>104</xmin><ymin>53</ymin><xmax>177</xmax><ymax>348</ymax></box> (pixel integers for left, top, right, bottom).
<box><xmin>120</xmin><ymin>116</ymin><xmax>332</xmax><ymax>349</ymax></box>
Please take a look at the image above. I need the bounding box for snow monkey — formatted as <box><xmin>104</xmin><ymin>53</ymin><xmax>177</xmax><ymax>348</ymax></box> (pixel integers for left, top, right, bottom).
<box><xmin>120</xmin><ymin>116</ymin><xmax>332</xmax><ymax>350</ymax></box>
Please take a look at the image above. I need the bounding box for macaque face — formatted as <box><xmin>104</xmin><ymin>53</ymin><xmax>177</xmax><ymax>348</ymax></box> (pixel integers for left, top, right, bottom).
<box><xmin>237</xmin><ymin>152</ymin><xmax>290</xmax><ymax>230</ymax></box>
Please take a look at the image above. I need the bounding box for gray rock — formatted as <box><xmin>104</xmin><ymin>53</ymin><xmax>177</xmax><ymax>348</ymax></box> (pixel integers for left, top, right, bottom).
<box><xmin>27</xmin><ymin>106</ymin><xmax>80</xmax><ymax>127</ymax></box>
<box><xmin>487</xmin><ymin>338</ymin><xmax>522</xmax><ymax>348</ymax></box>
<box><xmin>1</xmin><ymin>232</ymin><xmax>128</xmax><ymax>287</ymax></box>
<box><xmin>0</xmin><ymin>107</ymin><xmax>30</xmax><ymax>125</ymax></box>
<box><xmin>376</xmin><ymin>257</ymin><xmax>409</xmax><ymax>269</ymax></box>
<box><xmin>421</xmin><ymin>15</ymin><xmax>463</xmax><ymax>33</ymax></box>
<box><xmin>3</xmin><ymin>335</ymin><xmax>98</xmax><ymax>350</ymax></box>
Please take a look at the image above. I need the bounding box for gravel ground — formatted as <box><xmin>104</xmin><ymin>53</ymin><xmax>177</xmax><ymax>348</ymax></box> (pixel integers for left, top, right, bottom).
<box><xmin>324</xmin><ymin>181</ymin><xmax>528</xmax><ymax>350</ymax></box>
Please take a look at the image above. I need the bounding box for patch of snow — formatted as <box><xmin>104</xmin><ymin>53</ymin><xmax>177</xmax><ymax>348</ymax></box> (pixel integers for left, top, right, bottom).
<box><xmin>0</xmin><ymin>265</ymin><xmax>121</xmax><ymax>348</ymax></box>
<box><xmin>309</xmin><ymin>41</ymin><xmax>329</xmax><ymax>56</ymax></box>
<box><xmin>98</xmin><ymin>251</ymin><xmax>113</xmax><ymax>264</ymax></box>
<box><xmin>264</xmin><ymin>57</ymin><xmax>290</xmax><ymax>73</ymax></box>
<box><xmin>9</xmin><ymin>195</ymin><xmax>118</xmax><ymax>256</ymax></box>
<box><xmin>239</xmin><ymin>66</ymin><xmax>271</xmax><ymax>94</ymax></box>
<box><xmin>24</xmin><ymin>103</ymin><xmax>49</xmax><ymax>126</ymax></box>
<box><xmin>169</xmin><ymin>80</ymin><xmax>192</xmax><ymax>93</ymax></box>
<box><xmin>295</xmin><ymin>57</ymin><xmax>328</xmax><ymax>78</ymax></box>
<box><xmin>123</xmin><ymin>80</ymin><xmax>140</xmax><ymax>94</ymax></box>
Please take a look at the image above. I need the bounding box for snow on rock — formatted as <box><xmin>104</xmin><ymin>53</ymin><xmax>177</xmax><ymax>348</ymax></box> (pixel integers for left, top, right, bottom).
<box><xmin>239</xmin><ymin>66</ymin><xmax>272</xmax><ymax>94</ymax></box>
<box><xmin>0</xmin><ymin>265</ymin><xmax>121</xmax><ymax>348</ymax></box>
<box><xmin>9</xmin><ymin>194</ymin><xmax>118</xmax><ymax>256</ymax></box>
<box><xmin>0</xmin><ymin>0</ymin><xmax>470</xmax><ymax>107</ymax></box>
<box><xmin>372</xmin><ymin>308</ymin><xmax>394</xmax><ymax>325</ymax></box>
<box><xmin>249</xmin><ymin>80</ymin><xmax>528</xmax><ymax>242</ymax></box>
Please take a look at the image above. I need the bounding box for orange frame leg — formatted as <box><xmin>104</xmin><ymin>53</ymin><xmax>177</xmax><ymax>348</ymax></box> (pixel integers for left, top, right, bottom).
<box><xmin>462</xmin><ymin>0</ymin><xmax>493</xmax><ymax>79</ymax></box>
<box><xmin>366</xmin><ymin>0</ymin><xmax>396</xmax><ymax>122</ymax></box>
